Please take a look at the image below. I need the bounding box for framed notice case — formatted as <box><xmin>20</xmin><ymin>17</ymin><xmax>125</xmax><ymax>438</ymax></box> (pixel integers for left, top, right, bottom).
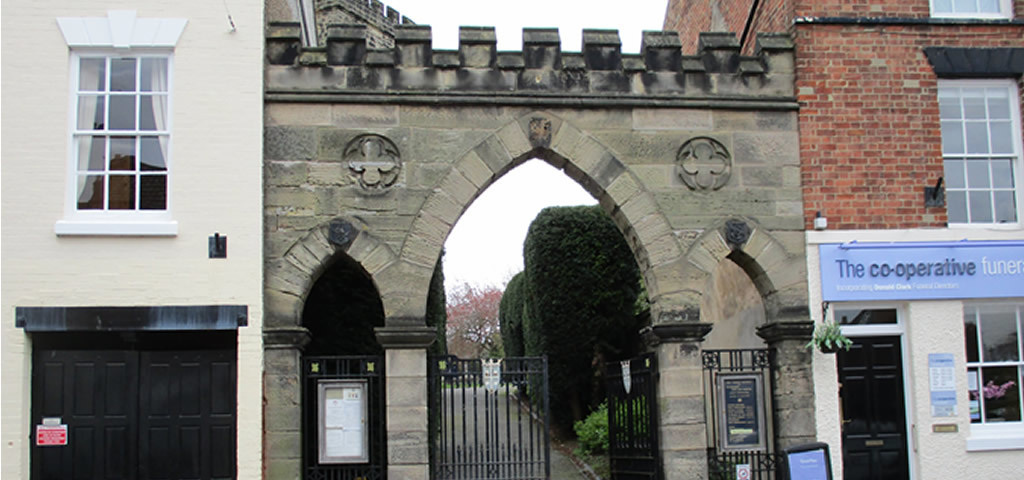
<box><xmin>318</xmin><ymin>380</ymin><xmax>369</xmax><ymax>464</ymax></box>
<box><xmin>716</xmin><ymin>373</ymin><xmax>767</xmax><ymax>451</ymax></box>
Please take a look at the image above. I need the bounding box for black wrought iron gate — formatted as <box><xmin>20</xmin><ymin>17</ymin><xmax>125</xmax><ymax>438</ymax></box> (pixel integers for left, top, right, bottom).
<box><xmin>428</xmin><ymin>356</ymin><xmax>550</xmax><ymax>480</ymax></box>
<box><xmin>702</xmin><ymin>349</ymin><xmax>780</xmax><ymax>480</ymax></box>
<box><xmin>605</xmin><ymin>352</ymin><xmax>660</xmax><ymax>480</ymax></box>
<box><xmin>302</xmin><ymin>356</ymin><xmax>386</xmax><ymax>480</ymax></box>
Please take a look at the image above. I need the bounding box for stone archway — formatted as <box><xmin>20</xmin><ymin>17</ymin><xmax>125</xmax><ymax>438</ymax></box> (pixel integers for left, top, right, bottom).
<box><xmin>384</xmin><ymin>110</ymin><xmax>685</xmax><ymax>326</ymax></box>
<box><xmin>263</xmin><ymin>19</ymin><xmax>812</xmax><ymax>480</ymax></box>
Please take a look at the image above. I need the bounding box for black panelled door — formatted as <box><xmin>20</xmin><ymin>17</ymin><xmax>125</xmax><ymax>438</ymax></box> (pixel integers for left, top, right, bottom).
<box><xmin>31</xmin><ymin>344</ymin><xmax>236</xmax><ymax>480</ymax></box>
<box><xmin>837</xmin><ymin>336</ymin><xmax>910</xmax><ymax>480</ymax></box>
<box><xmin>31</xmin><ymin>350</ymin><xmax>139</xmax><ymax>480</ymax></box>
<box><xmin>139</xmin><ymin>350</ymin><xmax>237</xmax><ymax>480</ymax></box>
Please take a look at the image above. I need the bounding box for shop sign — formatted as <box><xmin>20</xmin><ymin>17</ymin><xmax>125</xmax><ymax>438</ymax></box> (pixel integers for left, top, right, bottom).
<box><xmin>783</xmin><ymin>443</ymin><xmax>833</xmax><ymax>480</ymax></box>
<box><xmin>819</xmin><ymin>241</ymin><xmax>1024</xmax><ymax>302</ymax></box>
<box><xmin>929</xmin><ymin>353</ymin><xmax>958</xmax><ymax>417</ymax></box>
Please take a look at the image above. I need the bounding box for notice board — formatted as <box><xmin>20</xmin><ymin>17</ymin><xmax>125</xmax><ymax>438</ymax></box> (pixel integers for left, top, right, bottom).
<box><xmin>318</xmin><ymin>379</ymin><xmax>369</xmax><ymax>464</ymax></box>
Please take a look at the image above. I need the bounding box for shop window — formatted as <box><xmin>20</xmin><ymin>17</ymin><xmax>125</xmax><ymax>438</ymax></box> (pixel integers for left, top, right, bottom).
<box><xmin>931</xmin><ymin>0</ymin><xmax>1014</xmax><ymax>18</ymax></box>
<box><xmin>964</xmin><ymin>304</ymin><xmax>1023</xmax><ymax>426</ymax></box>
<box><xmin>939</xmin><ymin>80</ymin><xmax>1023</xmax><ymax>225</ymax></box>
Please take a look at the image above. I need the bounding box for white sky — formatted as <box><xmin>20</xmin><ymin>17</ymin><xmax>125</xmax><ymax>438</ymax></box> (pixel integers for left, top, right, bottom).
<box><xmin>380</xmin><ymin>0</ymin><xmax>669</xmax><ymax>290</ymax></box>
<box><xmin>382</xmin><ymin>0</ymin><xmax>669</xmax><ymax>53</ymax></box>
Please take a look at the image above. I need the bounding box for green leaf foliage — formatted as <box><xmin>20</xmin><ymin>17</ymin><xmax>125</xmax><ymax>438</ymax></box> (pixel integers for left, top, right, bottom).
<box><xmin>522</xmin><ymin>205</ymin><xmax>646</xmax><ymax>430</ymax></box>
<box><xmin>426</xmin><ymin>253</ymin><xmax>448</xmax><ymax>356</ymax></box>
<box><xmin>573</xmin><ymin>402</ymin><xmax>609</xmax><ymax>456</ymax></box>
<box><xmin>499</xmin><ymin>272</ymin><xmax>527</xmax><ymax>358</ymax></box>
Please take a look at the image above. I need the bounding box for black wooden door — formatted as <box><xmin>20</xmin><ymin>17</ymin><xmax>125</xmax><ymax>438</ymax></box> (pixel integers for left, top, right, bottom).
<box><xmin>139</xmin><ymin>350</ymin><xmax>237</xmax><ymax>480</ymax></box>
<box><xmin>31</xmin><ymin>349</ymin><xmax>139</xmax><ymax>480</ymax></box>
<box><xmin>837</xmin><ymin>336</ymin><xmax>910</xmax><ymax>480</ymax></box>
<box><xmin>31</xmin><ymin>346</ymin><xmax>236</xmax><ymax>480</ymax></box>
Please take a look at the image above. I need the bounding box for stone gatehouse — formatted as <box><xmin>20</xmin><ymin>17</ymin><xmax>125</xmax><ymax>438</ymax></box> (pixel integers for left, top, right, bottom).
<box><xmin>262</xmin><ymin>14</ymin><xmax>814</xmax><ymax>479</ymax></box>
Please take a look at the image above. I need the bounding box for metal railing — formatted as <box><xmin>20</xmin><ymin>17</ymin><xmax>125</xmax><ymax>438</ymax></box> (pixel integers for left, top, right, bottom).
<box><xmin>606</xmin><ymin>352</ymin><xmax>660</xmax><ymax>480</ymax></box>
<box><xmin>428</xmin><ymin>356</ymin><xmax>550</xmax><ymax>480</ymax></box>
<box><xmin>302</xmin><ymin>356</ymin><xmax>386</xmax><ymax>480</ymax></box>
<box><xmin>702</xmin><ymin>349</ymin><xmax>780</xmax><ymax>480</ymax></box>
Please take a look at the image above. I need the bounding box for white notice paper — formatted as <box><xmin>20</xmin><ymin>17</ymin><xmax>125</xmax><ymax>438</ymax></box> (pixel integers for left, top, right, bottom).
<box><xmin>325</xmin><ymin>429</ymin><xmax>364</xmax><ymax>457</ymax></box>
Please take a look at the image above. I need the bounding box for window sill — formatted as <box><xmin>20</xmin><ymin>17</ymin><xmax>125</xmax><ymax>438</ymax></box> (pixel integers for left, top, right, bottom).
<box><xmin>55</xmin><ymin>219</ymin><xmax>178</xmax><ymax>236</ymax></box>
<box><xmin>930</xmin><ymin>13</ymin><xmax>1014</xmax><ymax>21</ymax></box>
<box><xmin>946</xmin><ymin>223</ymin><xmax>1023</xmax><ymax>231</ymax></box>
<box><xmin>967</xmin><ymin>429</ymin><xmax>1024</xmax><ymax>451</ymax></box>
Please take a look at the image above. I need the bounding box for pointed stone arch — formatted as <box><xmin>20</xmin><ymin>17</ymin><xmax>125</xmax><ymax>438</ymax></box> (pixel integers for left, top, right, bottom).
<box><xmin>385</xmin><ymin>111</ymin><xmax>686</xmax><ymax>325</ymax></box>
<box><xmin>264</xmin><ymin>215</ymin><xmax>396</xmax><ymax>330</ymax></box>
<box><xmin>680</xmin><ymin>217</ymin><xmax>808</xmax><ymax>324</ymax></box>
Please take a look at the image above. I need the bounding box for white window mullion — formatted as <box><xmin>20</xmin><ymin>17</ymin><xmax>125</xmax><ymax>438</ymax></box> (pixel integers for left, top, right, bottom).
<box><xmin>103</xmin><ymin>135</ymin><xmax>111</xmax><ymax>210</ymax></box>
<box><xmin>940</xmin><ymin>80</ymin><xmax>1022</xmax><ymax>226</ymax></box>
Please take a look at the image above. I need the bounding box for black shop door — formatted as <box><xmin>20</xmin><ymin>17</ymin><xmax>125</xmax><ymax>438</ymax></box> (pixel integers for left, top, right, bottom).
<box><xmin>30</xmin><ymin>335</ymin><xmax>236</xmax><ymax>480</ymax></box>
<box><xmin>837</xmin><ymin>336</ymin><xmax>910</xmax><ymax>480</ymax></box>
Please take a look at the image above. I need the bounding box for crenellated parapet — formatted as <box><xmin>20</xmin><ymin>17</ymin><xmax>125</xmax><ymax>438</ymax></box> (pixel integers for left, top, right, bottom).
<box><xmin>314</xmin><ymin>0</ymin><xmax>415</xmax><ymax>48</ymax></box>
<box><xmin>266</xmin><ymin>23</ymin><xmax>795</xmax><ymax>106</ymax></box>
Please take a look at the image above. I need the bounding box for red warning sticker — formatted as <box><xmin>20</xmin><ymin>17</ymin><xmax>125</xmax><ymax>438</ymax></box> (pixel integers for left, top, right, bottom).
<box><xmin>35</xmin><ymin>425</ymin><xmax>67</xmax><ymax>446</ymax></box>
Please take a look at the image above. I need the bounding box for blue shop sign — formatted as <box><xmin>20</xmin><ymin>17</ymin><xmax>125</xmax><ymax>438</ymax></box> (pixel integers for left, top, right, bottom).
<box><xmin>819</xmin><ymin>241</ymin><xmax>1024</xmax><ymax>302</ymax></box>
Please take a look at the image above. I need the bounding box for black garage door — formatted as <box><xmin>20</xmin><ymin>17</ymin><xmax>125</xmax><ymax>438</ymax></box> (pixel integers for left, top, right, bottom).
<box><xmin>30</xmin><ymin>332</ymin><xmax>237</xmax><ymax>480</ymax></box>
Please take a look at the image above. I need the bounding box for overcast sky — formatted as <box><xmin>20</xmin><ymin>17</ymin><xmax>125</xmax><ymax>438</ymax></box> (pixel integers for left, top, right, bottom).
<box><xmin>380</xmin><ymin>0</ymin><xmax>670</xmax><ymax>290</ymax></box>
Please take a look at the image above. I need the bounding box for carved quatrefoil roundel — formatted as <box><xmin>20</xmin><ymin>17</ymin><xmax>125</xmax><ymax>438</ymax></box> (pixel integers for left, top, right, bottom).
<box><xmin>344</xmin><ymin>134</ymin><xmax>401</xmax><ymax>192</ymax></box>
<box><xmin>676</xmin><ymin>137</ymin><xmax>732</xmax><ymax>191</ymax></box>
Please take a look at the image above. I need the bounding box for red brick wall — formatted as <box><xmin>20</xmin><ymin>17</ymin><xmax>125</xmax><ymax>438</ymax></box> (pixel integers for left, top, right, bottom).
<box><xmin>794</xmin><ymin>0</ymin><xmax>931</xmax><ymax>18</ymax></box>
<box><xmin>798</xmin><ymin>24</ymin><xmax>1024</xmax><ymax>230</ymax></box>
<box><xmin>744</xmin><ymin>0</ymin><xmax>793</xmax><ymax>50</ymax></box>
<box><xmin>664</xmin><ymin>0</ymin><xmax>794</xmax><ymax>52</ymax></box>
<box><xmin>664</xmin><ymin>0</ymin><xmax>714</xmax><ymax>53</ymax></box>
<box><xmin>798</xmin><ymin>0</ymin><xmax>1024</xmax><ymax>18</ymax></box>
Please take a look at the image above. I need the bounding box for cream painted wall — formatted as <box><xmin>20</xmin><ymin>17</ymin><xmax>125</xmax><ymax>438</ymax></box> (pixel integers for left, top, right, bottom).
<box><xmin>807</xmin><ymin>228</ymin><xmax>1024</xmax><ymax>479</ymax></box>
<box><xmin>0</xmin><ymin>2</ymin><xmax>264</xmax><ymax>479</ymax></box>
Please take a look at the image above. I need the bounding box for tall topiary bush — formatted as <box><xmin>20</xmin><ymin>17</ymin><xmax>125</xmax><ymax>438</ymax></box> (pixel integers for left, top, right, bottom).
<box><xmin>523</xmin><ymin>205</ymin><xmax>646</xmax><ymax>431</ymax></box>
<box><xmin>499</xmin><ymin>272</ymin><xmax>527</xmax><ymax>358</ymax></box>
<box><xmin>425</xmin><ymin>253</ymin><xmax>448</xmax><ymax>356</ymax></box>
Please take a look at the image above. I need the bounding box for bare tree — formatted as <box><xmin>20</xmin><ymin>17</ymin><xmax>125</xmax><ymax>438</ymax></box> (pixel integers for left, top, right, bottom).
<box><xmin>446</xmin><ymin>283</ymin><xmax>504</xmax><ymax>358</ymax></box>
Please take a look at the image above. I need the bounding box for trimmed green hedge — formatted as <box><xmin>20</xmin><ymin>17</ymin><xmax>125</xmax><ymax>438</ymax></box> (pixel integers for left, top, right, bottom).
<box><xmin>522</xmin><ymin>205</ymin><xmax>646</xmax><ymax>430</ymax></box>
<box><xmin>499</xmin><ymin>272</ymin><xmax>527</xmax><ymax>358</ymax></box>
<box><xmin>425</xmin><ymin>253</ymin><xmax>448</xmax><ymax>356</ymax></box>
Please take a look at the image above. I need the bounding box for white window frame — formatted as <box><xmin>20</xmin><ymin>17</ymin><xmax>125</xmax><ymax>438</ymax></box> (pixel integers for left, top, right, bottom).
<box><xmin>54</xmin><ymin>11</ymin><xmax>186</xmax><ymax>236</ymax></box>
<box><xmin>939</xmin><ymin>79</ymin><xmax>1024</xmax><ymax>228</ymax></box>
<box><xmin>963</xmin><ymin>301</ymin><xmax>1024</xmax><ymax>451</ymax></box>
<box><xmin>930</xmin><ymin>0</ymin><xmax>1015</xmax><ymax>19</ymax></box>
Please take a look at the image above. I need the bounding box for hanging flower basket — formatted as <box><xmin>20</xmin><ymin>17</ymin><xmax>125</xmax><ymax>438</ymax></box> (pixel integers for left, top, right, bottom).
<box><xmin>806</xmin><ymin>321</ymin><xmax>853</xmax><ymax>354</ymax></box>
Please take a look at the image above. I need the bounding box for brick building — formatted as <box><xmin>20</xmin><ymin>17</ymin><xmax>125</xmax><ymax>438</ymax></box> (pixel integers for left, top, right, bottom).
<box><xmin>667</xmin><ymin>0</ymin><xmax>1024</xmax><ymax>478</ymax></box>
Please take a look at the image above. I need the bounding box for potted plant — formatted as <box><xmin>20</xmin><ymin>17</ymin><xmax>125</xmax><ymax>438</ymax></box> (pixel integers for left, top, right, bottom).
<box><xmin>806</xmin><ymin>321</ymin><xmax>853</xmax><ymax>354</ymax></box>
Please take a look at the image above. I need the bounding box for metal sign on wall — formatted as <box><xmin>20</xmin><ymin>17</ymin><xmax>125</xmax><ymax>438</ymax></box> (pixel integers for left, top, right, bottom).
<box><xmin>819</xmin><ymin>241</ymin><xmax>1024</xmax><ymax>302</ymax></box>
<box><xmin>716</xmin><ymin>373</ymin><xmax>767</xmax><ymax>452</ymax></box>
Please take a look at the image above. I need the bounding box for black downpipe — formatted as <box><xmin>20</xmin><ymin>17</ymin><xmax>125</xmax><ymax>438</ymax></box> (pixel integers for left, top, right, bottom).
<box><xmin>740</xmin><ymin>0</ymin><xmax>763</xmax><ymax>52</ymax></box>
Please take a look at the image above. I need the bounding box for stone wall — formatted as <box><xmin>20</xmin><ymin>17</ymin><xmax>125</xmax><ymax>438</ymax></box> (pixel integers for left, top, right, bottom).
<box><xmin>314</xmin><ymin>0</ymin><xmax>414</xmax><ymax>48</ymax></box>
<box><xmin>263</xmin><ymin>24</ymin><xmax>812</xmax><ymax>480</ymax></box>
